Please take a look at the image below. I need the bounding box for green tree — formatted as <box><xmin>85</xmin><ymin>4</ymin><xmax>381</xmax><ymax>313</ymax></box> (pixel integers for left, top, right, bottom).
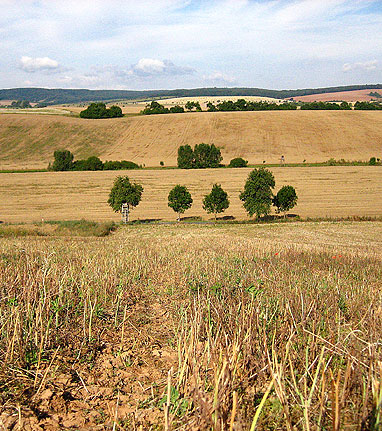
<box><xmin>203</xmin><ymin>184</ymin><xmax>229</xmax><ymax>220</ymax></box>
<box><xmin>239</xmin><ymin>168</ymin><xmax>275</xmax><ymax>218</ymax></box>
<box><xmin>185</xmin><ymin>101</ymin><xmax>194</xmax><ymax>111</ymax></box>
<box><xmin>168</xmin><ymin>185</ymin><xmax>193</xmax><ymax>221</ymax></box>
<box><xmin>108</xmin><ymin>105</ymin><xmax>123</xmax><ymax>117</ymax></box>
<box><xmin>80</xmin><ymin>103</ymin><xmax>123</xmax><ymax>118</ymax></box>
<box><xmin>169</xmin><ymin>105</ymin><xmax>185</xmax><ymax>113</ymax></box>
<box><xmin>108</xmin><ymin>176</ymin><xmax>143</xmax><ymax>222</ymax></box>
<box><xmin>193</xmin><ymin>143</ymin><xmax>222</xmax><ymax>168</ymax></box>
<box><xmin>177</xmin><ymin>145</ymin><xmax>194</xmax><ymax>169</ymax></box>
<box><xmin>273</xmin><ymin>185</ymin><xmax>298</xmax><ymax>216</ymax></box>
<box><xmin>52</xmin><ymin>150</ymin><xmax>74</xmax><ymax>171</ymax></box>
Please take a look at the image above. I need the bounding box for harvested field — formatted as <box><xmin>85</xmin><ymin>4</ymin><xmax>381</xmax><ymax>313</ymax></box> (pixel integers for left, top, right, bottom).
<box><xmin>1</xmin><ymin>222</ymin><xmax>382</xmax><ymax>429</ymax></box>
<box><xmin>1</xmin><ymin>111</ymin><xmax>382</xmax><ymax>169</ymax></box>
<box><xmin>1</xmin><ymin>166</ymin><xmax>382</xmax><ymax>223</ymax></box>
<box><xmin>292</xmin><ymin>88</ymin><xmax>381</xmax><ymax>102</ymax></box>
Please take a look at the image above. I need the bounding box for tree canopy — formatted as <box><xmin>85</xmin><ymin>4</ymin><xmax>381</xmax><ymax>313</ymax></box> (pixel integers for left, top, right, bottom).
<box><xmin>177</xmin><ymin>143</ymin><xmax>222</xmax><ymax>169</ymax></box>
<box><xmin>168</xmin><ymin>185</ymin><xmax>193</xmax><ymax>221</ymax></box>
<box><xmin>239</xmin><ymin>168</ymin><xmax>275</xmax><ymax>218</ymax></box>
<box><xmin>273</xmin><ymin>185</ymin><xmax>298</xmax><ymax>215</ymax></box>
<box><xmin>80</xmin><ymin>103</ymin><xmax>123</xmax><ymax>119</ymax></box>
<box><xmin>203</xmin><ymin>184</ymin><xmax>229</xmax><ymax>219</ymax></box>
<box><xmin>108</xmin><ymin>176</ymin><xmax>143</xmax><ymax>214</ymax></box>
<box><xmin>52</xmin><ymin>150</ymin><xmax>74</xmax><ymax>171</ymax></box>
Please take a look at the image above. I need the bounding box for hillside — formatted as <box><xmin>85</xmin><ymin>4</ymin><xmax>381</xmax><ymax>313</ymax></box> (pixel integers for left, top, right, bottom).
<box><xmin>1</xmin><ymin>84</ymin><xmax>382</xmax><ymax>104</ymax></box>
<box><xmin>1</xmin><ymin>111</ymin><xmax>382</xmax><ymax>169</ymax></box>
<box><xmin>293</xmin><ymin>89</ymin><xmax>382</xmax><ymax>102</ymax></box>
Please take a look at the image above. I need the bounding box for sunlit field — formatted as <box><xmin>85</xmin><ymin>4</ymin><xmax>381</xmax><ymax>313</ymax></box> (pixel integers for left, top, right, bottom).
<box><xmin>1</xmin><ymin>166</ymin><xmax>382</xmax><ymax>223</ymax></box>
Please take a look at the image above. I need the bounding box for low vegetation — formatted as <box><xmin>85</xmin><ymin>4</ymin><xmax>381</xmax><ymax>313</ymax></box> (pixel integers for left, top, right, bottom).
<box><xmin>79</xmin><ymin>102</ymin><xmax>123</xmax><ymax>119</ymax></box>
<box><xmin>1</xmin><ymin>222</ymin><xmax>382</xmax><ymax>429</ymax></box>
<box><xmin>177</xmin><ymin>143</ymin><xmax>222</xmax><ymax>169</ymax></box>
<box><xmin>50</xmin><ymin>150</ymin><xmax>140</xmax><ymax>171</ymax></box>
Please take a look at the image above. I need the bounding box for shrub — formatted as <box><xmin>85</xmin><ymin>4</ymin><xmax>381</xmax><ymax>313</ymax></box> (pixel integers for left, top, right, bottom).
<box><xmin>103</xmin><ymin>160</ymin><xmax>140</xmax><ymax>170</ymax></box>
<box><xmin>369</xmin><ymin>157</ymin><xmax>377</xmax><ymax>165</ymax></box>
<box><xmin>229</xmin><ymin>157</ymin><xmax>248</xmax><ymax>168</ymax></box>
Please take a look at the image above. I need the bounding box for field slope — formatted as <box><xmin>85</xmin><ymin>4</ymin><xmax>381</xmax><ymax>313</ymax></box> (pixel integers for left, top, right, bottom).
<box><xmin>1</xmin><ymin>111</ymin><xmax>382</xmax><ymax>169</ymax></box>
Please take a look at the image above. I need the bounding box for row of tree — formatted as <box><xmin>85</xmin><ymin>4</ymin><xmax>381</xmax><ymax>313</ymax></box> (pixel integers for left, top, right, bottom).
<box><xmin>50</xmin><ymin>150</ymin><xmax>140</xmax><ymax>171</ymax></box>
<box><xmin>140</xmin><ymin>99</ymin><xmax>382</xmax><ymax>116</ymax></box>
<box><xmin>80</xmin><ymin>103</ymin><xmax>123</xmax><ymax>119</ymax></box>
<box><xmin>108</xmin><ymin>168</ymin><xmax>298</xmax><ymax>222</ymax></box>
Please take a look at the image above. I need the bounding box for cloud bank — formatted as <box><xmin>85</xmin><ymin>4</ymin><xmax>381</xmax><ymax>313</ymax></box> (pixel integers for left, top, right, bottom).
<box><xmin>1</xmin><ymin>1</ymin><xmax>381</xmax><ymax>89</ymax></box>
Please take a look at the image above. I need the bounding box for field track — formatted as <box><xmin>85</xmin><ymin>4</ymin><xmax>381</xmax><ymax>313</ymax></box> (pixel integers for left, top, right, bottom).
<box><xmin>1</xmin><ymin>111</ymin><xmax>382</xmax><ymax>169</ymax></box>
<box><xmin>1</xmin><ymin>166</ymin><xmax>381</xmax><ymax>223</ymax></box>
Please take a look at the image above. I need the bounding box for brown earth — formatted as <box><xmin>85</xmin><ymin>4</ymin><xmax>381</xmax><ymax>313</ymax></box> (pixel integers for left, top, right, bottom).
<box><xmin>291</xmin><ymin>88</ymin><xmax>382</xmax><ymax>102</ymax></box>
<box><xmin>1</xmin><ymin>111</ymin><xmax>382</xmax><ymax>169</ymax></box>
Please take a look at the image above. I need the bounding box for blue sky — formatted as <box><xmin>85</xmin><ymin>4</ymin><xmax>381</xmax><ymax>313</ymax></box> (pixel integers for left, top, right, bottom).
<box><xmin>0</xmin><ymin>0</ymin><xmax>381</xmax><ymax>90</ymax></box>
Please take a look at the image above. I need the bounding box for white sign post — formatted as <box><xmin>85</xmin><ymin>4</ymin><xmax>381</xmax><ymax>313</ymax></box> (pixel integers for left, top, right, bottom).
<box><xmin>121</xmin><ymin>203</ymin><xmax>129</xmax><ymax>224</ymax></box>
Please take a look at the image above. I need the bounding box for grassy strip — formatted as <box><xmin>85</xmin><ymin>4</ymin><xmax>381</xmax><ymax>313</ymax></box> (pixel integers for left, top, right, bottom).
<box><xmin>1</xmin><ymin>161</ymin><xmax>380</xmax><ymax>174</ymax></box>
<box><xmin>0</xmin><ymin>219</ymin><xmax>117</xmax><ymax>237</ymax></box>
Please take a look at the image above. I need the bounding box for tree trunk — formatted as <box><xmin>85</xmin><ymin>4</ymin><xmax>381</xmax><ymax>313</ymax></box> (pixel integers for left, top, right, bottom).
<box><xmin>177</xmin><ymin>213</ymin><xmax>180</xmax><ymax>222</ymax></box>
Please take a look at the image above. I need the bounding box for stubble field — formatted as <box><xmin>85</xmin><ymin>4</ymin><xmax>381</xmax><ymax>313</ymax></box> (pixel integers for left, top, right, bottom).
<box><xmin>1</xmin><ymin>221</ymin><xmax>382</xmax><ymax>430</ymax></box>
<box><xmin>1</xmin><ymin>166</ymin><xmax>382</xmax><ymax>223</ymax></box>
<box><xmin>1</xmin><ymin>110</ymin><xmax>382</xmax><ymax>169</ymax></box>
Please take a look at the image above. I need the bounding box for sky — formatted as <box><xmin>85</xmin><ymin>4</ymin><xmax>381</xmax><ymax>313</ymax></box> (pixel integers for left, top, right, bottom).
<box><xmin>1</xmin><ymin>0</ymin><xmax>382</xmax><ymax>90</ymax></box>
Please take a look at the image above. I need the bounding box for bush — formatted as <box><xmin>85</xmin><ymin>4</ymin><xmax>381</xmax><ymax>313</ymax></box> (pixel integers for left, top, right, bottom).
<box><xmin>369</xmin><ymin>157</ymin><xmax>377</xmax><ymax>165</ymax></box>
<box><xmin>103</xmin><ymin>160</ymin><xmax>140</xmax><ymax>170</ymax></box>
<box><xmin>141</xmin><ymin>101</ymin><xmax>169</xmax><ymax>115</ymax></box>
<box><xmin>229</xmin><ymin>157</ymin><xmax>248</xmax><ymax>168</ymax></box>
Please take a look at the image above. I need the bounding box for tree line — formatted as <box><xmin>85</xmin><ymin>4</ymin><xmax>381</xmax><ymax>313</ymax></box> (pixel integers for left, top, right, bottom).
<box><xmin>108</xmin><ymin>168</ymin><xmax>298</xmax><ymax>222</ymax></box>
<box><xmin>2</xmin><ymin>84</ymin><xmax>382</xmax><ymax>105</ymax></box>
<box><xmin>50</xmin><ymin>150</ymin><xmax>140</xmax><ymax>171</ymax></box>
<box><xmin>141</xmin><ymin>99</ymin><xmax>382</xmax><ymax>116</ymax></box>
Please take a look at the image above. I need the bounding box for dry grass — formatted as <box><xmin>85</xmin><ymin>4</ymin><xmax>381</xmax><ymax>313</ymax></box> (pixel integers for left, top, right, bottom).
<box><xmin>1</xmin><ymin>110</ymin><xmax>382</xmax><ymax>169</ymax></box>
<box><xmin>0</xmin><ymin>221</ymin><xmax>382</xmax><ymax>429</ymax></box>
<box><xmin>1</xmin><ymin>166</ymin><xmax>382</xmax><ymax>223</ymax></box>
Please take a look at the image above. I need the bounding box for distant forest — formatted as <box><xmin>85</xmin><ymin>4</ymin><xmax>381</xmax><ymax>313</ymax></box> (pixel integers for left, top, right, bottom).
<box><xmin>1</xmin><ymin>84</ymin><xmax>382</xmax><ymax>105</ymax></box>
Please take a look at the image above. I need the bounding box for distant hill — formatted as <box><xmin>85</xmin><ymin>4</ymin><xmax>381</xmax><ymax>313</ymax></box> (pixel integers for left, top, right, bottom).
<box><xmin>1</xmin><ymin>111</ymin><xmax>382</xmax><ymax>170</ymax></box>
<box><xmin>1</xmin><ymin>84</ymin><xmax>382</xmax><ymax>105</ymax></box>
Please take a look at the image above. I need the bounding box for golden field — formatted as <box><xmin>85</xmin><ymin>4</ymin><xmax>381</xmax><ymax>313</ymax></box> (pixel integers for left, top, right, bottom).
<box><xmin>1</xmin><ymin>166</ymin><xmax>382</xmax><ymax>223</ymax></box>
<box><xmin>1</xmin><ymin>110</ymin><xmax>382</xmax><ymax>169</ymax></box>
<box><xmin>1</xmin><ymin>222</ymin><xmax>382</xmax><ymax>429</ymax></box>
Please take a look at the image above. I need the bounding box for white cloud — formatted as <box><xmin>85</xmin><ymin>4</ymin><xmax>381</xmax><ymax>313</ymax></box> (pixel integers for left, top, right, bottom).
<box><xmin>131</xmin><ymin>58</ymin><xmax>195</xmax><ymax>77</ymax></box>
<box><xmin>203</xmin><ymin>72</ymin><xmax>237</xmax><ymax>85</ymax></box>
<box><xmin>342</xmin><ymin>60</ymin><xmax>378</xmax><ymax>72</ymax></box>
<box><xmin>134</xmin><ymin>58</ymin><xmax>166</xmax><ymax>75</ymax></box>
<box><xmin>20</xmin><ymin>56</ymin><xmax>60</xmax><ymax>73</ymax></box>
